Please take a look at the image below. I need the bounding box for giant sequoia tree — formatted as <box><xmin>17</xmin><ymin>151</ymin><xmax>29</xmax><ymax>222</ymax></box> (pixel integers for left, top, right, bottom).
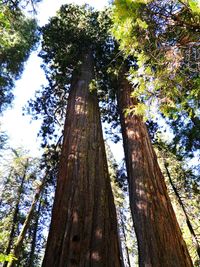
<box><xmin>111</xmin><ymin>0</ymin><xmax>200</xmax><ymax>265</ymax></box>
<box><xmin>36</xmin><ymin>5</ymin><xmax>122</xmax><ymax>266</ymax></box>
<box><xmin>26</xmin><ymin>1</ymin><xmax>200</xmax><ymax>266</ymax></box>
<box><xmin>116</xmin><ymin>69</ymin><xmax>193</xmax><ymax>266</ymax></box>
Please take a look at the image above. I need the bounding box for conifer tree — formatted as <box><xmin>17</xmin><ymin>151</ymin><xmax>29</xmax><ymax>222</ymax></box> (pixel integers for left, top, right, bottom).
<box><xmin>0</xmin><ymin>149</ymin><xmax>45</xmax><ymax>266</ymax></box>
<box><xmin>111</xmin><ymin>1</ymin><xmax>200</xmax><ymax>265</ymax></box>
<box><xmin>116</xmin><ymin>70</ymin><xmax>193</xmax><ymax>267</ymax></box>
<box><xmin>112</xmin><ymin>0</ymin><xmax>200</xmax><ymax>156</ymax></box>
<box><xmin>0</xmin><ymin>1</ymin><xmax>39</xmax><ymax>111</ymax></box>
<box><xmin>32</xmin><ymin>5</ymin><xmax>123</xmax><ymax>266</ymax></box>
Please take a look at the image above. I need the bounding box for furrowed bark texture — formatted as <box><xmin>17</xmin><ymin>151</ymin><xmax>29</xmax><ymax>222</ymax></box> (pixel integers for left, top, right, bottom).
<box><xmin>42</xmin><ymin>51</ymin><xmax>122</xmax><ymax>267</ymax></box>
<box><xmin>117</xmin><ymin>74</ymin><xmax>193</xmax><ymax>267</ymax></box>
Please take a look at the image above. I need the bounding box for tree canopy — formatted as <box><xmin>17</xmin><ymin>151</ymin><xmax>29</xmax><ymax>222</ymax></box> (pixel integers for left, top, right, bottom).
<box><xmin>0</xmin><ymin>1</ymin><xmax>38</xmax><ymax>111</ymax></box>
<box><xmin>112</xmin><ymin>0</ymin><xmax>200</xmax><ymax>155</ymax></box>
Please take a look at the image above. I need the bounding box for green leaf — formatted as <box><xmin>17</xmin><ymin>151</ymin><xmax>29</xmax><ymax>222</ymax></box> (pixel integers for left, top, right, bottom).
<box><xmin>0</xmin><ymin>253</ymin><xmax>17</xmax><ymax>263</ymax></box>
<box><xmin>189</xmin><ymin>0</ymin><xmax>200</xmax><ymax>13</ymax></box>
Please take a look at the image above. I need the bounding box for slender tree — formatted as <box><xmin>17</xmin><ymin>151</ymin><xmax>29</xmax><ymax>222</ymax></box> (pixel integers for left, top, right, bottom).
<box><xmin>2</xmin><ymin>159</ymin><xmax>28</xmax><ymax>267</ymax></box>
<box><xmin>105</xmin><ymin>143</ymin><xmax>137</xmax><ymax>267</ymax></box>
<box><xmin>119</xmin><ymin>211</ymin><xmax>131</xmax><ymax>267</ymax></box>
<box><xmin>7</xmin><ymin>176</ymin><xmax>45</xmax><ymax>267</ymax></box>
<box><xmin>0</xmin><ymin>149</ymin><xmax>45</xmax><ymax>266</ymax></box>
<box><xmin>28</xmin><ymin>194</ymin><xmax>43</xmax><ymax>267</ymax></box>
<box><xmin>164</xmin><ymin>161</ymin><xmax>200</xmax><ymax>259</ymax></box>
<box><xmin>116</xmin><ymin>70</ymin><xmax>193</xmax><ymax>267</ymax></box>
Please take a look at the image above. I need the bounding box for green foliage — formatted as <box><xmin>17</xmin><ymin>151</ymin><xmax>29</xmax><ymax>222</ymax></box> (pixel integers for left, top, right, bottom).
<box><xmin>0</xmin><ymin>253</ymin><xmax>17</xmax><ymax>263</ymax></box>
<box><xmin>0</xmin><ymin>3</ymin><xmax>39</xmax><ymax>111</ymax></box>
<box><xmin>89</xmin><ymin>79</ymin><xmax>97</xmax><ymax>92</ymax></box>
<box><xmin>112</xmin><ymin>0</ymin><xmax>200</xmax><ymax>155</ymax></box>
<box><xmin>188</xmin><ymin>0</ymin><xmax>200</xmax><ymax>14</ymax></box>
<box><xmin>40</xmin><ymin>4</ymin><xmax>110</xmax><ymax>70</ymax></box>
<box><xmin>0</xmin><ymin>148</ymin><xmax>52</xmax><ymax>266</ymax></box>
<box><xmin>168</xmin><ymin>112</ymin><xmax>200</xmax><ymax>155</ymax></box>
<box><xmin>1</xmin><ymin>0</ymin><xmax>42</xmax><ymax>12</ymax></box>
<box><xmin>124</xmin><ymin>102</ymin><xmax>148</xmax><ymax>120</ymax></box>
<box><xmin>28</xmin><ymin>4</ymin><xmax>115</xmax><ymax>145</ymax></box>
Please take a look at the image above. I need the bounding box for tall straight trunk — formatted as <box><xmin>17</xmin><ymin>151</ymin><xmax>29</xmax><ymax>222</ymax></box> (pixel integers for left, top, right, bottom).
<box><xmin>119</xmin><ymin>210</ymin><xmax>131</xmax><ymax>267</ymax></box>
<box><xmin>42</xmin><ymin>51</ymin><xmax>122</xmax><ymax>267</ymax></box>
<box><xmin>0</xmin><ymin>170</ymin><xmax>13</xmax><ymax>207</ymax></box>
<box><xmin>164</xmin><ymin>162</ymin><xmax>200</xmax><ymax>259</ymax></box>
<box><xmin>117</xmin><ymin>72</ymin><xmax>193</xmax><ymax>267</ymax></box>
<box><xmin>3</xmin><ymin>168</ymin><xmax>27</xmax><ymax>267</ymax></box>
<box><xmin>28</xmin><ymin>194</ymin><xmax>42</xmax><ymax>267</ymax></box>
<box><xmin>7</xmin><ymin>178</ymin><xmax>45</xmax><ymax>267</ymax></box>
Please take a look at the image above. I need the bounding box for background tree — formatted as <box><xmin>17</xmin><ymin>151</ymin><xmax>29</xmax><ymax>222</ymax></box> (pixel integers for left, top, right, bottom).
<box><xmin>0</xmin><ymin>148</ymin><xmax>50</xmax><ymax>266</ymax></box>
<box><xmin>7</xmin><ymin>175</ymin><xmax>46</xmax><ymax>267</ymax></box>
<box><xmin>155</xmin><ymin>140</ymin><xmax>200</xmax><ymax>265</ymax></box>
<box><xmin>1</xmin><ymin>0</ymin><xmax>42</xmax><ymax>13</ymax></box>
<box><xmin>106</xmin><ymin>143</ymin><xmax>138</xmax><ymax>267</ymax></box>
<box><xmin>0</xmin><ymin>1</ymin><xmax>39</xmax><ymax>111</ymax></box>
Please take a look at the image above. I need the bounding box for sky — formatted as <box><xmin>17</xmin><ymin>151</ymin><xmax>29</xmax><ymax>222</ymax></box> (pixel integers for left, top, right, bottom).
<box><xmin>1</xmin><ymin>0</ymin><xmax>118</xmax><ymax>158</ymax></box>
<box><xmin>37</xmin><ymin>0</ymin><xmax>109</xmax><ymax>26</ymax></box>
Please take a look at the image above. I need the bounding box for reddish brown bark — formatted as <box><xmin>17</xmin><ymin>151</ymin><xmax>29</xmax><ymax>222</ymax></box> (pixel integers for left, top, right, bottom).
<box><xmin>117</xmin><ymin>73</ymin><xmax>193</xmax><ymax>267</ymax></box>
<box><xmin>42</xmin><ymin>51</ymin><xmax>123</xmax><ymax>267</ymax></box>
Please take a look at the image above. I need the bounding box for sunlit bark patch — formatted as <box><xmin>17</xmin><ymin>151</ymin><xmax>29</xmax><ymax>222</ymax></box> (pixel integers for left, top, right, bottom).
<box><xmin>91</xmin><ymin>251</ymin><xmax>101</xmax><ymax>261</ymax></box>
<box><xmin>72</xmin><ymin>211</ymin><xmax>78</xmax><ymax>223</ymax></box>
<box><xmin>95</xmin><ymin>228</ymin><xmax>103</xmax><ymax>239</ymax></box>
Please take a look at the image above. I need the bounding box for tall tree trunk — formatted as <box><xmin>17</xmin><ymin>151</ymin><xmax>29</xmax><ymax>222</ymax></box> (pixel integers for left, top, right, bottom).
<box><xmin>3</xmin><ymin>167</ymin><xmax>27</xmax><ymax>267</ymax></box>
<box><xmin>28</xmin><ymin>194</ymin><xmax>42</xmax><ymax>267</ymax></box>
<box><xmin>164</xmin><ymin>162</ymin><xmax>200</xmax><ymax>259</ymax></box>
<box><xmin>7</xmin><ymin>178</ymin><xmax>45</xmax><ymax>267</ymax></box>
<box><xmin>0</xmin><ymin>169</ymin><xmax>13</xmax><ymax>208</ymax></box>
<box><xmin>42</xmin><ymin>51</ymin><xmax>123</xmax><ymax>267</ymax></box>
<box><xmin>119</xmin><ymin>210</ymin><xmax>131</xmax><ymax>267</ymax></box>
<box><xmin>116</xmin><ymin>72</ymin><xmax>193</xmax><ymax>267</ymax></box>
